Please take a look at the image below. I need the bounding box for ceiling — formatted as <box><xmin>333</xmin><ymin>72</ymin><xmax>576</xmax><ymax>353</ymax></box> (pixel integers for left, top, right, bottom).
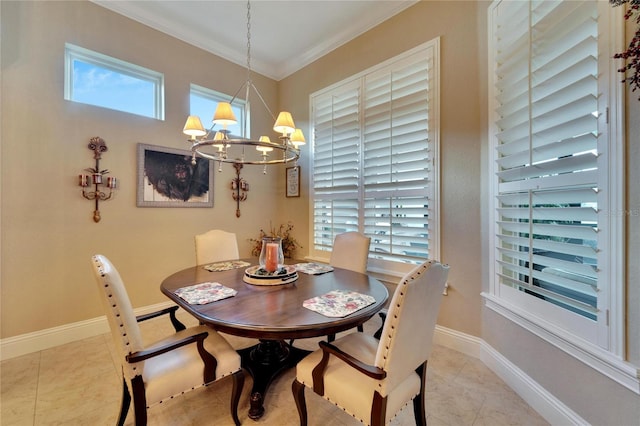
<box><xmin>90</xmin><ymin>0</ymin><xmax>418</xmax><ymax>81</ymax></box>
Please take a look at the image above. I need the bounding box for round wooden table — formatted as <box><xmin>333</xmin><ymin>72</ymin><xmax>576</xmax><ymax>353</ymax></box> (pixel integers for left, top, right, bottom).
<box><xmin>161</xmin><ymin>259</ymin><xmax>388</xmax><ymax>419</ymax></box>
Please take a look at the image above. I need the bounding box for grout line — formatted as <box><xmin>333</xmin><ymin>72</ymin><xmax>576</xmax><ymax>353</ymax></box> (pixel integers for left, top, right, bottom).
<box><xmin>32</xmin><ymin>350</ymin><xmax>42</xmax><ymax>426</ymax></box>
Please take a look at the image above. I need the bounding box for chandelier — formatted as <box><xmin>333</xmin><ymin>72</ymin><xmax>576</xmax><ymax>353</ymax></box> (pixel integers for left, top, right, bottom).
<box><xmin>182</xmin><ymin>0</ymin><xmax>305</xmax><ymax>174</ymax></box>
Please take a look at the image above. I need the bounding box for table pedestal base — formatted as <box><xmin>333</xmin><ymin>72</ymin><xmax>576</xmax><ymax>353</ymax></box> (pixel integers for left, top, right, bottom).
<box><xmin>238</xmin><ymin>339</ymin><xmax>309</xmax><ymax>420</ymax></box>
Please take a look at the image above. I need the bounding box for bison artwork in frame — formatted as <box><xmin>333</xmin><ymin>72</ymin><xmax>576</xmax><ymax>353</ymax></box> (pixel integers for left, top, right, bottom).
<box><xmin>137</xmin><ymin>143</ymin><xmax>214</xmax><ymax>207</ymax></box>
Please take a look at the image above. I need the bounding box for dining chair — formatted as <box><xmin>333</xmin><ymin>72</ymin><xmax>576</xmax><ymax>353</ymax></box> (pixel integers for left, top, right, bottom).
<box><xmin>329</xmin><ymin>231</ymin><xmax>371</xmax><ymax>274</ymax></box>
<box><xmin>292</xmin><ymin>260</ymin><xmax>449</xmax><ymax>426</ymax></box>
<box><xmin>194</xmin><ymin>230</ymin><xmax>259</xmax><ymax>351</ymax></box>
<box><xmin>329</xmin><ymin>231</ymin><xmax>371</xmax><ymax>337</ymax></box>
<box><xmin>195</xmin><ymin>229</ymin><xmax>240</xmax><ymax>265</ymax></box>
<box><xmin>91</xmin><ymin>254</ymin><xmax>245</xmax><ymax>426</ymax></box>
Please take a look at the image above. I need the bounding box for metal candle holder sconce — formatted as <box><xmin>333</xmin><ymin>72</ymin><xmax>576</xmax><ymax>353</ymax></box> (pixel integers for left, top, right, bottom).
<box><xmin>231</xmin><ymin>163</ymin><xmax>248</xmax><ymax>218</ymax></box>
<box><xmin>78</xmin><ymin>137</ymin><xmax>117</xmax><ymax>223</ymax></box>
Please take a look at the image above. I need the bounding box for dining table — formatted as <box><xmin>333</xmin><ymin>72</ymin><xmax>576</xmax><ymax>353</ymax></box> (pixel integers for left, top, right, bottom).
<box><xmin>160</xmin><ymin>258</ymin><xmax>389</xmax><ymax>420</ymax></box>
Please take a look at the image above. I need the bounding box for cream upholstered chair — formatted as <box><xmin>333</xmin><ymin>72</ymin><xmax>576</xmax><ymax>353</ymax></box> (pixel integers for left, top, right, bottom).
<box><xmin>195</xmin><ymin>230</ymin><xmax>258</xmax><ymax>351</ymax></box>
<box><xmin>91</xmin><ymin>254</ymin><xmax>245</xmax><ymax>426</ymax></box>
<box><xmin>195</xmin><ymin>229</ymin><xmax>240</xmax><ymax>265</ymax></box>
<box><xmin>292</xmin><ymin>260</ymin><xmax>449</xmax><ymax>426</ymax></box>
<box><xmin>328</xmin><ymin>231</ymin><xmax>371</xmax><ymax>337</ymax></box>
<box><xmin>329</xmin><ymin>231</ymin><xmax>371</xmax><ymax>274</ymax></box>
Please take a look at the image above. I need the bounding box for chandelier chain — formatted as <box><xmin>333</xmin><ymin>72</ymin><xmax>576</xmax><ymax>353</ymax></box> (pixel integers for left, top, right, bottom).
<box><xmin>246</xmin><ymin>0</ymin><xmax>251</xmax><ymax>80</ymax></box>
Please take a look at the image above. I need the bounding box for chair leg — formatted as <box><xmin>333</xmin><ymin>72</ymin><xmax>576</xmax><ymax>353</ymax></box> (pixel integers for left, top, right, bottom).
<box><xmin>292</xmin><ymin>379</ymin><xmax>308</xmax><ymax>426</ymax></box>
<box><xmin>413</xmin><ymin>361</ymin><xmax>428</xmax><ymax>426</ymax></box>
<box><xmin>373</xmin><ymin>310</ymin><xmax>388</xmax><ymax>340</ymax></box>
<box><xmin>169</xmin><ymin>307</ymin><xmax>186</xmax><ymax>331</ymax></box>
<box><xmin>117</xmin><ymin>377</ymin><xmax>131</xmax><ymax>426</ymax></box>
<box><xmin>357</xmin><ymin>324</ymin><xmax>364</xmax><ymax>332</ymax></box>
<box><xmin>230</xmin><ymin>369</ymin><xmax>245</xmax><ymax>426</ymax></box>
<box><xmin>371</xmin><ymin>391</ymin><xmax>387</xmax><ymax>426</ymax></box>
<box><xmin>131</xmin><ymin>375</ymin><xmax>148</xmax><ymax>426</ymax></box>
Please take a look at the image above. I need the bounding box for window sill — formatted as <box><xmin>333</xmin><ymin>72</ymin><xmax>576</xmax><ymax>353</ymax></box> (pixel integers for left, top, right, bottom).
<box><xmin>482</xmin><ymin>292</ymin><xmax>640</xmax><ymax>395</ymax></box>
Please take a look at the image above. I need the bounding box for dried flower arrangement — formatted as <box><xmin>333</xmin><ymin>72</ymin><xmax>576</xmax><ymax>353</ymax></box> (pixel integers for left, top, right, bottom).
<box><xmin>611</xmin><ymin>0</ymin><xmax>640</xmax><ymax>99</ymax></box>
<box><xmin>249</xmin><ymin>222</ymin><xmax>302</xmax><ymax>259</ymax></box>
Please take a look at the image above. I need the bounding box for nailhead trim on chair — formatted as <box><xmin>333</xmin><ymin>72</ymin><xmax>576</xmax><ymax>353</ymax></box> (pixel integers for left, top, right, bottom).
<box><xmin>144</xmin><ymin>371</ymin><xmax>237</xmax><ymax>408</ymax></box>
<box><xmin>378</xmin><ymin>261</ymin><xmax>433</xmax><ymax>367</ymax></box>
<box><xmin>94</xmin><ymin>257</ymin><xmax>137</xmax><ymax>376</ymax></box>
<box><xmin>375</xmin><ymin>261</ymin><xmax>433</xmax><ymax>398</ymax></box>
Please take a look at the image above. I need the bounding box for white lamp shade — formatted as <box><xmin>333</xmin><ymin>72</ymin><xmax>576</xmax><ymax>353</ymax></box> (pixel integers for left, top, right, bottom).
<box><xmin>290</xmin><ymin>128</ymin><xmax>306</xmax><ymax>147</ymax></box>
<box><xmin>213</xmin><ymin>102</ymin><xmax>238</xmax><ymax>128</ymax></box>
<box><xmin>183</xmin><ymin>115</ymin><xmax>207</xmax><ymax>137</ymax></box>
<box><xmin>213</xmin><ymin>131</ymin><xmax>226</xmax><ymax>149</ymax></box>
<box><xmin>273</xmin><ymin>111</ymin><xmax>295</xmax><ymax>135</ymax></box>
<box><xmin>257</xmin><ymin>136</ymin><xmax>274</xmax><ymax>152</ymax></box>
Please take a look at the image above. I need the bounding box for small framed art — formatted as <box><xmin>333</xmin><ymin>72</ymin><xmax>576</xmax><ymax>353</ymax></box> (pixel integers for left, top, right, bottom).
<box><xmin>286</xmin><ymin>166</ymin><xmax>300</xmax><ymax>198</ymax></box>
<box><xmin>137</xmin><ymin>143</ymin><xmax>214</xmax><ymax>207</ymax></box>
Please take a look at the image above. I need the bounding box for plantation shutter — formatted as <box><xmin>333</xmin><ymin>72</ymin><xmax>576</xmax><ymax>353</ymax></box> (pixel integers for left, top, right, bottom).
<box><xmin>312</xmin><ymin>81</ymin><xmax>361</xmax><ymax>251</ymax></box>
<box><xmin>363</xmin><ymin>54</ymin><xmax>433</xmax><ymax>262</ymax></box>
<box><xmin>493</xmin><ymin>0</ymin><xmax>600</xmax><ymax>320</ymax></box>
<box><xmin>311</xmin><ymin>41</ymin><xmax>439</xmax><ymax>266</ymax></box>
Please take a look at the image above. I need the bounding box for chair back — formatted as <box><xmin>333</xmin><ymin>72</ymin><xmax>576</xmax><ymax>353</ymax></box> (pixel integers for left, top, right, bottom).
<box><xmin>329</xmin><ymin>232</ymin><xmax>371</xmax><ymax>274</ymax></box>
<box><xmin>375</xmin><ymin>260</ymin><xmax>449</xmax><ymax>393</ymax></box>
<box><xmin>195</xmin><ymin>229</ymin><xmax>240</xmax><ymax>265</ymax></box>
<box><xmin>91</xmin><ymin>254</ymin><xmax>144</xmax><ymax>379</ymax></box>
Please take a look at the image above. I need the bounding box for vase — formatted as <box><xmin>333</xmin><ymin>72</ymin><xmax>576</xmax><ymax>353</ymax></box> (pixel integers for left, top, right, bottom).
<box><xmin>259</xmin><ymin>237</ymin><xmax>284</xmax><ymax>273</ymax></box>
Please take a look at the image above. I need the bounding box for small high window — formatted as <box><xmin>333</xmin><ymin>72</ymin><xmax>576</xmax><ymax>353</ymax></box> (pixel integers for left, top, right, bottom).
<box><xmin>189</xmin><ymin>84</ymin><xmax>247</xmax><ymax>138</ymax></box>
<box><xmin>64</xmin><ymin>43</ymin><xmax>164</xmax><ymax>119</ymax></box>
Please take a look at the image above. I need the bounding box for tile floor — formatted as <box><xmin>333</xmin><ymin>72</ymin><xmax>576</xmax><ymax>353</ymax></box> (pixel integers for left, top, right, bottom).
<box><xmin>1</xmin><ymin>311</ymin><xmax>549</xmax><ymax>425</ymax></box>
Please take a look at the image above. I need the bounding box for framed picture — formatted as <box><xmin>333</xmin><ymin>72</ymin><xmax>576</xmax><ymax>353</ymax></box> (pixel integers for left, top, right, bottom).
<box><xmin>286</xmin><ymin>166</ymin><xmax>300</xmax><ymax>198</ymax></box>
<box><xmin>137</xmin><ymin>143</ymin><xmax>214</xmax><ymax>207</ymax></box>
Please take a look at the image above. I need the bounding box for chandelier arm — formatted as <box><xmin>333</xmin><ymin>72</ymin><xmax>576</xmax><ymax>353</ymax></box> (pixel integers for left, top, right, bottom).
<box><xmin>250</xmin><ymin>81</ymin><xmax>277</xmax><ymax>122</ymax></box>
<box><xmin>228</xmin><ymin>80</ymin><xmax>249</xmax><ymax>106</ymax></box>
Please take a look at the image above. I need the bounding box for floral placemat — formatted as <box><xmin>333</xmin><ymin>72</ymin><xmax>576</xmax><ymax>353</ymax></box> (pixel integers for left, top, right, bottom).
<box><xmin>174</xmin><ymin>282</ymin><xmax>237</xmax><ymax>305</ymax></box>
<box><xmin>303</xmin><ymin>290</ymin><xmax>375</xmax><ymax>317</ymax></box>
<box><xmin>203</xmin><ymin>260</ymin><xmax>251</xmax><ymax>272</ymax></box>
<box><xmin>294</xmin><ymin>263</ymin><xmax>334</xmax><ymax>275</ymax></box>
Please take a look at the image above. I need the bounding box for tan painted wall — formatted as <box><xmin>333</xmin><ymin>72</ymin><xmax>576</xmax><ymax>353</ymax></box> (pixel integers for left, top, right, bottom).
<box><xmin>0</xmin><ymin>0</ymin><xmax>284</xmax><ymax>337</ymax></box>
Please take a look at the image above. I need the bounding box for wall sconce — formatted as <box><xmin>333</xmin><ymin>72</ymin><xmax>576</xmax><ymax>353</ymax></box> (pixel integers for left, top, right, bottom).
<box><xmin>78</xmin><ymin>137</ymin><xmax>116</xmax><ymax>223</ymax></box>
<box><xmin>231</xmin><ymin>163</ymin><xmax>248</xmax><ymax>218</ymax></box>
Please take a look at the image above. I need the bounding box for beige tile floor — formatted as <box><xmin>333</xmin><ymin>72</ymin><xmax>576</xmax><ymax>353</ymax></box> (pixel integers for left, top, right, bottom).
<box><xmin>1</xmin><ymin>311</ymin><xmax>549</xmax><ymax>426</ymax></box>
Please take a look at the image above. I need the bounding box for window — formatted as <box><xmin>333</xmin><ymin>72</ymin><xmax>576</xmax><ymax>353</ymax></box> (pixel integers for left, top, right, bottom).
<box><xmin>487</xmin><ymin>0</ymin><xmax>631</xmax><ymax>388</ymax></box>
<box><xmin>64</xmin><ymin>44</ymin><xmax>164</xmax><ymax>119</ymax></box>
<box><xmin>310</xmin><ymin>40</ymin><xmax>440</xmax><ymax>274</ymax></box>
<box><xmin>190</xmin><ymin>84</ymin><xmax>247</xmax><ymax>138</ymax></box>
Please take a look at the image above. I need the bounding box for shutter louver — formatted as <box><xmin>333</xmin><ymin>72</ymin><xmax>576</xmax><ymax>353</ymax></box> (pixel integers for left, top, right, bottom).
<box><xmin>362</xmin><ymin>54</ymin><xmax>432</xmax><ymax>262</ymax></box>
<box><xmin>311</xmin><ymin>43</ymin><xmax>438</xmax><ymax>265</ymax></box>
<box><xmin>312</xmin><ymin>82</ymin><xmax>361</xmax><ymax>251</ymax></box>
<box><xmin>493</xmin><ymin>0</ymin><xmax>600</xmax><ymax>321</ymax></box>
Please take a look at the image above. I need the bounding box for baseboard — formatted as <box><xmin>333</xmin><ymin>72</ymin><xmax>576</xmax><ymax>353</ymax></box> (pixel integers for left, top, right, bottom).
<box><xmin>479</xmin><ymin>341</ymin><xmax>587</xmax><ymax>425</ymax></box>
<box><xmin>433</xmin><ymin>325</ymin><xmax>587</xmax><ymax>426</ymax></box>
<box><xmin>434</xmin><ymin>324</ymin><xmax>483</xmax><ymax>357</ymax></box>
<box><xmin>1</xmin><ymin>308</ymin><xmax>587</xmax><ymax>425</ymax></box>
<box><xmin>0</xmin><ymin>301</ymin><xmax>174</xmax><ymax>361</ymax></box>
